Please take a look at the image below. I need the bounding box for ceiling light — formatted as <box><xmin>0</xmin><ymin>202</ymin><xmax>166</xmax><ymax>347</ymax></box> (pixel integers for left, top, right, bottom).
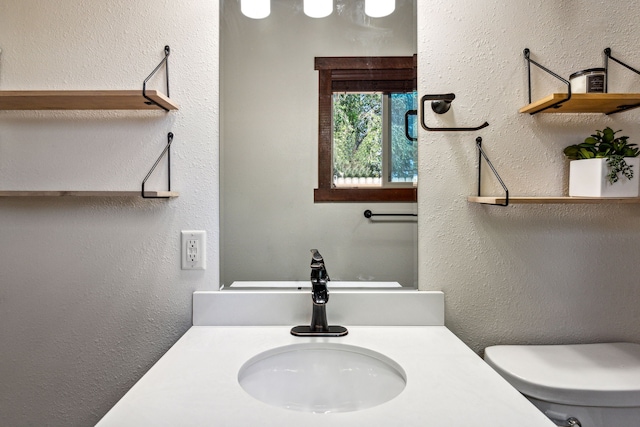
<box><xmin>304</xmin><ymin>0</ymin><xmax>333</xmax><ymax>18</ymax></box>
<box><xmin>365</xmin><ymin>0</ymin><xmax>395</xmax><ymax>18</ymax></box>
<box><xmin>241</xmin><ymin>0</ymin><xmax>270</xmax><ymax>19</ymax></box>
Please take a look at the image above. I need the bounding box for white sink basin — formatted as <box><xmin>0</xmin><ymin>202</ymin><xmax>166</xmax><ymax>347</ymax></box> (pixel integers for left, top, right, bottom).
<box><xmin>237</xmin><ymin>343</ymin><xmax>406</xmax><ymax>413</ymax></box>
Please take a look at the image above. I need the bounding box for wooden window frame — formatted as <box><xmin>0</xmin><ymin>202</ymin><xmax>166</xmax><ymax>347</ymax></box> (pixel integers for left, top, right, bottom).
<box><xmin>313</xmin><ymin>56</ymin><xmax>418</xmax><ymax>203</ymax></box>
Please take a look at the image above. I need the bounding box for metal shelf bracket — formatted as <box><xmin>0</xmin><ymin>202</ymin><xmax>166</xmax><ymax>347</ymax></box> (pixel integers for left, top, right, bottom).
<box><xmin>475</xmin><ymin>137</ymin><xmax>509</xmax><ymax>206</ymax></box>
<box><xmin>523</xmin><ymin>48</ymin><xmax>572</xmax><ymax>114</ymax></box>
<box><xmin>142</xmin><ymin>132</ymin><xmax>174</xmax><ymax>198</ymax></box>
<box><xmin>603</xmin><ymin>47</ymin><xmax>640</xmax><ymax>114</ymax></box>
<box><xmin>142</xmin><ymin>45</ymin><xmax>171</xmax><ymax>112</ymax></box>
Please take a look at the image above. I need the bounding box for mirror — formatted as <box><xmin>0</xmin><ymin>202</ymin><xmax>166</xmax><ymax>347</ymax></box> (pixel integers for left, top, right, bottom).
<box><xmin>220</xmin><ymin>0</ymin><xmax>417</xmax><ymax>288</ymax></box>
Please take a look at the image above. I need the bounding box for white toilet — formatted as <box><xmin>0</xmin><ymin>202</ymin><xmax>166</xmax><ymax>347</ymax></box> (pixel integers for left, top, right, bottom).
<box><xmin>484</xmin><ymin>342</ymin><xmax>640</xmax><ymax>427</ymax></box>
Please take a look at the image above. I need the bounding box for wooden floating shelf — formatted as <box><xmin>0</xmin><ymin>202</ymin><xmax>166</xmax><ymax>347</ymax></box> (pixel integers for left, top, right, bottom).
<box><xmin>519</xmin><ymin>93</ymin><xmax>640</xmax><ymax>114</ymax></box>
<box><xmin>469</xmin><ymin>196</ymin><xmax>640</xmax><ymax>205</ymax></box>
<box><xmin>0</xmin><ymin>191</ymin><xmax>179</xmax><ymax>198</ymax></box>
<box><xmin>0</xmin><ymin>90</ymin><xmax>178</xmax><ymax>111</ymax></box>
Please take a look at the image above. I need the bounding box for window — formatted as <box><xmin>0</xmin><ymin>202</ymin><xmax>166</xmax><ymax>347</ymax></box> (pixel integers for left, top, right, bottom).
<box><xmin>314</xmin><ymin>56</ymin><xmax>417</xmax><ymax>203</ymax></box>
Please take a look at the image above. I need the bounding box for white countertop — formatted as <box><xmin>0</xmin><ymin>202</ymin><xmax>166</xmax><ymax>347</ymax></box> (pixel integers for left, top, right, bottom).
<box><xmin>97</xmin><ymin>326</ymin><xmax>555</xmax><ymax>426</ymax></box>
<box><xmin>97</xmin><ymin>291</ymin><xmax>555</xmax><ymax>426</ymax></box>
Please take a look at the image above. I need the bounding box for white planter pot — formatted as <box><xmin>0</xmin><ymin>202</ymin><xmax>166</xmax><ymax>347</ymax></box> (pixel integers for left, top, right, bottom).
<box><xmin>569</xmin><ymin>157</ymin><xmax>640</xmax><ymax>197</ymax></box>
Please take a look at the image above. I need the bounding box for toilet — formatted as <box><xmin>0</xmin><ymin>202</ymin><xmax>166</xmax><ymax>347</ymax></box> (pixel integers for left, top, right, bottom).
<box><xmin>484</xmin><ymin>342</ymin><xmax>640</xmax><ymax>427</ymax></box>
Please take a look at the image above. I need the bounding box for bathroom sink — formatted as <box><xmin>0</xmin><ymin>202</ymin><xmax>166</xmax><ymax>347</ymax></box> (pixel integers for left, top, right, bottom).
<box><xmin>237</xmin><ymin>343</ymin><xmax>406</xmax><ymax>413</ymax></box>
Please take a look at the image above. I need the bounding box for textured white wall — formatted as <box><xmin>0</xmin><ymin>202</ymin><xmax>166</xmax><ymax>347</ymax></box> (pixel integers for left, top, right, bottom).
<box><xmin>418</xmin><ymin>1</ymin><xmax>640</xmax><ymax>352</ymax></box>
<box><xmin>0</xmin><ymin>1</ymin><xmax>219</xmax><ymax>425</ymax></box>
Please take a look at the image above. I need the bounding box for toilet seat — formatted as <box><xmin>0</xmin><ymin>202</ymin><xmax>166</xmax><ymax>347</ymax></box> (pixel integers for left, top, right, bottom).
<box><xmin>484</xmin><ymin>342</ymin><xmax>640</xmax><ymax>407</ymax></box>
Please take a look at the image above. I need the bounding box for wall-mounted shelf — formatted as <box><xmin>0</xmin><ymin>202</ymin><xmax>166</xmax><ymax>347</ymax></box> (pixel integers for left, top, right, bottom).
<box><xmin>521</xmin><ymin>48</ymin><xmax>640</xmax><ymax>115</ymax></box>
<box><xmin>0</xmin><ymin>90</ymin><xmax>178</xmax><ymax>111</ymax></box>
<box><xmin>470</xmin><ymin>137</ymin><xmax>640</xmax><ymax>206</ymax></box>
<box><xmin>470</xmin><ymin>49</ymin><xmax>640</xmax><ymax>206</ymax></box>
<box><xmin>0</xmin><ymin>190</ymin><xmax>179</xmax><ymax>198</ymax></box>
<box><xmin>0</xmin><ymin>131</ymin><xmax>177</xmax><ymax>199</ymax></box>
<box><xmin>0</xmin><ymin>46</ymin><xmax>177</xmax><ymax>111</ymax></box>
<box><xmin>469</xmin><ymin>196</ymin><xmax>640</xmax><ymax>205</ymax></box>
<box><xmin>519</xmin><ymin>93</ymin><xmax>640</xmax><ymax>115</ymax></box>
<box><xmin>0</xmin><ymin>47</ymin><xmax>178</xmax><ymax>199</ymax></box>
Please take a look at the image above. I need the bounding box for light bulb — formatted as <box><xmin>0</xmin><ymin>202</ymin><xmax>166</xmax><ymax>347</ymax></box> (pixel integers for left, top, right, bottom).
<box><xmin>241</xmin><ymin>0</ymin><xmax>270</xmax><ymax>19</ymax></box>
<box><xmin>365</xmin><ymin>0</ymin><xmax>395</xmax><ymax>18</ymax></box>
<box><xmin>304</xmin><ymin>0</ymin><xmax>333</xmax><ymax>18</ymax></box>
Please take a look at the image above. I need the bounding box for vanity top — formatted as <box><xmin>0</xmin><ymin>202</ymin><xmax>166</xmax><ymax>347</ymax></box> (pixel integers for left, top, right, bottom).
<box><xmin>97</xmin><ymin>291</ymin><xmax>555</xmax><ymax>426</ymax></box>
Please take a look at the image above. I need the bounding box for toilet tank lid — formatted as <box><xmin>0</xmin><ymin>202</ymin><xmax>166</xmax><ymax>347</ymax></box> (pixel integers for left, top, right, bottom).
<box><xmin>484</xmin><ymin>342</ymin><xmax>640</xmax><ymax>407</ymax></box>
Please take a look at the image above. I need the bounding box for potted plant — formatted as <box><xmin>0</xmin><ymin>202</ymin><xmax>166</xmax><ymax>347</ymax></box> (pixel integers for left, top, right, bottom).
<box><xmin>563</xmin><ymin>127</ymin><xmax>640</xmax><ymax>197</ymax></box>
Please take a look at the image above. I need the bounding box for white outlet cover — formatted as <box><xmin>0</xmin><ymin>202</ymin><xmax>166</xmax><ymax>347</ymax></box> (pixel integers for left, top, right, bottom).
<box><xmin>181</xmin><ymin>230</ymin><xmax>206</xmax><ymax>270</ymax></box>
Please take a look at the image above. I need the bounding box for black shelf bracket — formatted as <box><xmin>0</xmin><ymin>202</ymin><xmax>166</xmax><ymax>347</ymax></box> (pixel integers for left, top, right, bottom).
<box><xmin>142</xmin><ymin>45</ymin><xmax>171</xmax><ymax>112</ymax></box>
<box><xmin>475</xmin><ymin>137</ymin><xmax>509</xmax><ymax>206</ymax></box>
<box><xmin>523</xmin><ymin>48</ymin><xmax>572</xmax><ymax>114</ymax></box>
<box><xmin>420</xmin><ymin>94</ymin><xmax>489</xmax><ymax>131</ymax></box>
<box><xmin>603</xmin><ymin>48</ymin><xmax>640</xmax><ymax>114</ymax></box>
<box><xmin>142</xmin><ymin>132</ymin><xmax>174</xmax><ymax>198</ymax></box>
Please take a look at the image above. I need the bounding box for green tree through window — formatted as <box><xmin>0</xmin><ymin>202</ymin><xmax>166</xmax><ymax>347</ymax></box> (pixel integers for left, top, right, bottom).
<box><xmin>390</xmin><ymin>92</ymin><xmax>418</xmax><ymax>182</ymax></box>
<box><xmin>333</xmin><ymin>92</ymin><xmax>417</xmax><ymax>184</ymax></box>
<box><xmin>333</xmin><ymin>93</ymin><xmax>383</xmax><ymax>180</ymax></box>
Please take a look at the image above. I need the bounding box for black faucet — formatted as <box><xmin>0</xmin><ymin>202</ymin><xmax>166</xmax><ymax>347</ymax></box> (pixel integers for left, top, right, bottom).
<box><xmin>290</xmin><ymin>249</ymin><xmax>348</xmax><ymax>337</ymax></box>
<box><xmin>310</xmin><ymin>249</ymin><xmax>329</xmax><ymax>301</ymax></box>
<box><xmin>310</xmin><ymin>249</ymin><xmax>330</xmax><ymax>330</ymax></box>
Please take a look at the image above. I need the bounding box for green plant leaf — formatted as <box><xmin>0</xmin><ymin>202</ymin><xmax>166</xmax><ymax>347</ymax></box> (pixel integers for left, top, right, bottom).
<box><xmin>565</xmin><ymin>127</ymin><xmax>635</xmax><ymax>162</ymax></box>
<box><xmin>606</xmin><ymin>154</ymin><xmax>634</xmax><ymax>184</ymax></box>
<box><xmin>579</xmin><ymin>148</ymin><xmax>594</xmax><ymax>158</ymax></box>
<box><xmin>563</xmin><ymin>146</ymin><xmax>579</xmax><ymax>159</ymax></box>
<box><xmin>603</xmin><ymin>127</ymin><xmax>615</xmax><ymax>143</ymax></box>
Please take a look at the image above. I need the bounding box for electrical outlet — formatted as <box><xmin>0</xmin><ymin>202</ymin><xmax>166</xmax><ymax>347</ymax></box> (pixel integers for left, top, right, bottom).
<box><xmin>181</xmin><ymin>230</ymin><xmax>206</xmax><ymax>270</ymax></box>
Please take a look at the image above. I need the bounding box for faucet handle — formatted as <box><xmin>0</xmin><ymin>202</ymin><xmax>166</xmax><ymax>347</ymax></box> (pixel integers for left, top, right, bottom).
<box><xmin>310</xmin><ymin>249</ymin><xmax>323</xmax><ymax>263</ymax></box>
<box><xmin>310</xmin><ymin>249</ymin><xmax>330</xmax><ymax>282</ymax></box>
